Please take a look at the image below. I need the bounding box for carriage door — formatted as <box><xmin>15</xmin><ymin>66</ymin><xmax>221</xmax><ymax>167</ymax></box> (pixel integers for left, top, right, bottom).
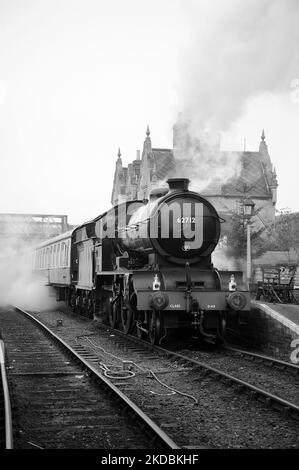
<box><xmin>77</xmin><ymin>239</ymin><xmax>94</xmax><ymax>290</ymax></box>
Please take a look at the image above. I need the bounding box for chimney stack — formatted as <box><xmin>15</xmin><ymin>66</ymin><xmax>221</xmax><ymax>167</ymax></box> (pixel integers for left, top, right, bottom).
<box><xmin>167</xmin><ymin>178</ymin><xmax>190</xmax><ymax>191</ymax></box>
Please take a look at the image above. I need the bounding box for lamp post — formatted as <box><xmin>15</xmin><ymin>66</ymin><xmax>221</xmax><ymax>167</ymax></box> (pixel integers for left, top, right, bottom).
<box><xmin>243</xmin><ymin>197</ymin><xmax>255</xmax><ymax>284</ymax></box>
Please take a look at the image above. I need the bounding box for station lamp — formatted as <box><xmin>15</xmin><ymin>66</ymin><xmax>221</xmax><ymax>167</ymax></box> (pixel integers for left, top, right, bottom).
<box><xmin>243</xmin><ymin>197</ymin><xmax>255</xmax><ymax>284</ymax></box>
<box><xmin>243</xmin><ymin>197</ymin><xmax>255</xmax><ymax>218</ymax></box>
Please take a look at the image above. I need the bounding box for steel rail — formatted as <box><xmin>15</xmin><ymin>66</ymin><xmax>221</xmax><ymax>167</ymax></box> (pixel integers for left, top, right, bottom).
<box><xmin>105</xmin><ymin>327</ymin><xmax>299</xmax><ymax>421</ymax></box>
<box><xmin>0</xmin><ymin>339</ymin><xmax>13</xmax><ymax>449</ymax></box>
<box><xmin>224</xmin><ymin>345</ymin><xmax>299</xmax><ymax>373</ymax></box>
<box><xmin>14</xmin><ymin>307</ymin><xmax>179</xmax><ymax>450</ymax></box>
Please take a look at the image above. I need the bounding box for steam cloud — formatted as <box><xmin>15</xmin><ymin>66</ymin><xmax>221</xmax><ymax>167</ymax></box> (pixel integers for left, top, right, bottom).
<box><xmin>172</xmin><ymin>113</ymin><xmax>242</xmax><ymax>193</ymax></box>
<box><xmin>0</xmin><ymin>229</ymin><xmax>57</xmax><ymax>311</ymax></box>
<box><xmin>173</xmin><ymin>0</ymin><xmax>299</xmax><ymax>191</ymax></box>
<box><xmin>177</xmin><ymin>0</ymin><xmax>299</xmax><ymax>130</ymax></box>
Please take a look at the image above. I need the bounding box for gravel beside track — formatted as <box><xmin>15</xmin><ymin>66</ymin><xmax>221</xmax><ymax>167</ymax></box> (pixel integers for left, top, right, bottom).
<box><xmin>0</xmin><ymin>307</ymin><xmax>174</xmax><ymax>449</ymax></box>
<box><xmin>173</xmin><ymin>348</ymin><xmax>299</xmax><ymax>407</ymax></box>
<box><xmin>26</xmin><ymin>307</ymin><xmax>299</xmax><ymax>449</ymax></box>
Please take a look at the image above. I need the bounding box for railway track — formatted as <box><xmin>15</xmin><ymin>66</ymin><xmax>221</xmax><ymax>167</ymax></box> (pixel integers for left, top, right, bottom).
<box><xmin>224</xmin><ymin>345</ymin><xmax>299</xmax><ymax>373</ymax></box>
<box><xmin>107</xmin><ymin>328</ymin><xmax>299</xmax><ymax>420</ymax></box>
<box><xmin>22</xmin><ymin>307</ymin><xmax>299</xmax><ymax>448</ymax></box>
<box><xmin>0</xmin><ymin>307</ymin><xmax>179</xmax><ymax>449</ymax></box>
<box><xmin>0</xmin><ymin>334</ymin><xmax>13</xmax><ymax>449</ymax></box>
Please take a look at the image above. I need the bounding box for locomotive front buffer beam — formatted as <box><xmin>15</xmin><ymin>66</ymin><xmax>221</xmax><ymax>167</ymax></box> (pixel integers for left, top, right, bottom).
<box><xmin>135</xmin><ymin>289</ymin><xmax>251</xmax><ymax>314</ymax></box>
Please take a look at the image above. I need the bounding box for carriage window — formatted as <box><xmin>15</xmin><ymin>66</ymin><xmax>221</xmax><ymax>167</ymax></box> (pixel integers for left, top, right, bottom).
<box><xmin>57</xmin><ymin>244</ymin><xmax>60</xmax><ymax>267</ymax></box>
<box><xmin>63</xmin><ymin>243</ymin><xmax>66</xmax><ymax>267</ymax></box>
<box><xmin>60</xmin><ymin>243</ymin><xmax>63</xmax><ymax>267</ymax></box>
<box><xmin>59</xmin><ymin>243</ymin><xmax>63</xmax><ymax>268</ymax></box>
<box><xmin>65</xmin><ymin>242</ymin><xmax>69</xmax><ymax>267</ymax></box>
<box><xmin>64</xmin><ymin>243</ymin><xmax>68</xmax><ymax>267</ymax></box>
<box><xmin>62</xmin><ymin>243</ymin><xmax>65</xmax><ymax>267</ymax></box>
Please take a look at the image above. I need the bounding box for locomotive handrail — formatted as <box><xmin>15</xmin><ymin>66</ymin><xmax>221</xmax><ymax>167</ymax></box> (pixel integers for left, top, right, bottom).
<box><xmin>0</xmin><ymin>339</ymin><xmax>13</xmax><ymax>449</ymax></box>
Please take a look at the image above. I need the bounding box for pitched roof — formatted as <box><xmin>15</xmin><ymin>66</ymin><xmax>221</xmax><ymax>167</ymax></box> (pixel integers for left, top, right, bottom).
<box><xmin>221</xmin><ymin>151</ymin><xmax>271</xmax><ymax>198</ymax></box>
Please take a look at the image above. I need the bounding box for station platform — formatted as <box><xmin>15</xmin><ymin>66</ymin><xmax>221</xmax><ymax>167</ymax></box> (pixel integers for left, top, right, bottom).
<box><xmin>253</xmin><ymin>301</ymin><xmax>299</xmax><ymax>333</ymax></box>
<box><xmin>230</xmin><ymin>301</ymin><xmax>299</xmax><ymax>363</ymax></box>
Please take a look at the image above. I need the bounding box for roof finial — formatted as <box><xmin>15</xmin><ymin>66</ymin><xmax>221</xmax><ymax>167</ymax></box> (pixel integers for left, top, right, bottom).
<box><xmin>117</xmin><ymin>147</ymin><xmax>121</xmax><ymax>159</ymax></box>
<box><xmin>146</xmin><ymin>125</ymin><xmax>150</xmax><ymax>137</ymax></box>
<box><xmin>259</xmin><ymin>129</ymin><xmax>269</xmax><ymax>156</ymax></box>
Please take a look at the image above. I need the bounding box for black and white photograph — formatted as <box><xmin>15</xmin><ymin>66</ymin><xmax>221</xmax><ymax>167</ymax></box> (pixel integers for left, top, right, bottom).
<box><xmin>0</xmin><ymin>0</ymin><xmax>298</xmax><ymax>457</ymax></box>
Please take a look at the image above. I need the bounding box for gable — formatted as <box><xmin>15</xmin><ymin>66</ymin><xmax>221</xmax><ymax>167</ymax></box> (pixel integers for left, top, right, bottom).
<box><xmin>221</xmin><ymin>152</ymin><xmax>271</xmax><ymax>197</ymax></box>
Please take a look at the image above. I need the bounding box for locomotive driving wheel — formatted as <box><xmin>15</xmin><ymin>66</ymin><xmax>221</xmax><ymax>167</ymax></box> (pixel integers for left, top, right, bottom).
<box><xmin>216</xmin><ymin>311</ymin><xmax>227</xmax><ymax>345</ymax></box>
<box><xmin>120</xmin><ymin>275</ymin><xmax>135</xmax><ymax>334</ymax></box>
<box><xmin>121</xmin><ymin>306</ymin><xmax>134</xmax><ymax>334</ymax></box>
<box><xmin>148</xmin><ymin>310</ymin><xmax>163</xmax><ymax>345</ymax></box>
<box><xmin>86</xmin><ymin>292</ymin><xmax>95</xmax><ymax>319</ymax></box>
<box><xmin>82</xmin><ymin>292</ymin><xmax>90</xmax><ymax>317</ymax></box>
<box><xmin>69</xmin><ymin>291</ymin><xmax>77</xmax><ymax>312</ymax></box>
<box><xmin>136</xmin><ymin>311</ymin><xmax>147</xmax><ymax>339</ymax></box>
<box><xmin>109</xmin><ymin>295</ymin><xmax>121</xmax><ymax>328</ymax></box>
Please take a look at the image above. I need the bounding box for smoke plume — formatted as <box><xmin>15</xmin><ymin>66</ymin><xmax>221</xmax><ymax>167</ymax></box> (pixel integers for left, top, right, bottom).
<box><xmin>178</xmin><ymin>0</ymin><xmax>299</xmax><ymax>130</ymax></box>
<box><xmin>173</xmin><ymin>0</ymin><xmax>299</xmax><ymax>190</ymax></box>
<box><xmin>0</xmin><ymin>229</ymin><xmax>57</xmax><ymax>311</ymax></box>
<box><xmin>172</xmin><ymin>113</ymin><xmax>242</xmax><ymax>193</ymax></box>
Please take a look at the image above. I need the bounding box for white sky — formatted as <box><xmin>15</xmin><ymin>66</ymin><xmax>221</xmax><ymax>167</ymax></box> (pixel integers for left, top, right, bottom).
<box><xmin>0</xmin><ymin>0</ymin><xmax>298</xmax><ymax>224</ymax></box>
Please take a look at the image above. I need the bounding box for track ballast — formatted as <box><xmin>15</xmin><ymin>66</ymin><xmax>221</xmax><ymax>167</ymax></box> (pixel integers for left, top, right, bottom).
<box><xmin>0</xmin><ymin>307</ymin><xmax>178</xmax><ymax>449</ymax></box>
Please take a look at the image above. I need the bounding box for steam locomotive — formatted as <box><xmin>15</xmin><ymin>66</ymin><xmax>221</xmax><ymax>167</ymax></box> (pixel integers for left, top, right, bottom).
<box><xmin>33</xmin><ymin>178</ymin><xmax>250</xmax><ymax>344</ymax></box>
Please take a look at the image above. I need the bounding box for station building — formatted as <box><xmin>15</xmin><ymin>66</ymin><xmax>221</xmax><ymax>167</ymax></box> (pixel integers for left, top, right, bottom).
<box><xmin>111</xmin><ymin>125</ymin><xmax>278</xmax><ymax>230</ymax></box>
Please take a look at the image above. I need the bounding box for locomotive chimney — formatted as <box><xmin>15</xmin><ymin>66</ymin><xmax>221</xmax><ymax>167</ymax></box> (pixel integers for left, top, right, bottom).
<box><xmin>167</xmin><ymin>178</ymin><xmax>190</xmax><ymax>191</ymax></box>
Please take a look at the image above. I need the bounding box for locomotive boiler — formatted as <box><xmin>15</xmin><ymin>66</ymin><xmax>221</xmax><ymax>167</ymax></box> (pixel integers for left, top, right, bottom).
<box><xmin>33</xmin><ymin>178</ymin><xmax>250</xmax><ymax>345</ymax></box>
